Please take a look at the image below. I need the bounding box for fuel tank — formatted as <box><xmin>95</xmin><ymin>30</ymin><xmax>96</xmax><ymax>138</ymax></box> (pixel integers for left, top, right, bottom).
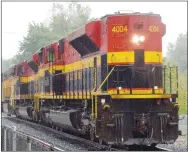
<box><xmin>49</xmin><ymin>109</ymin><xmax>82</xmax><ymax>131</ymax></box>
<box><xmin>18</xmin><ymin>106</ymin><xmax>28</xmax><ymax>116</ymax></box>
<box><xmin>15</xmin><ymin>106</ymin><xmax>33</xmax><ymax>119</ymax></box>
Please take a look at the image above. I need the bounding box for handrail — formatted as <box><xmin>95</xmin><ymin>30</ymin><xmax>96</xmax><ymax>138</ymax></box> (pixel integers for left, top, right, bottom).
<box><xmin>93</xmin><ymin>66</ymin><xmax>115</xmax><ymax>95</ymax></box>
<box><xmin>91</xmin><ymin>65</ymin><xmax>179</xmax><ymax>95</ymax></box>
<box><xmin>91</xmin><ymin>66</ymin><xmax>115</xmax><ymax>120</ymax></box>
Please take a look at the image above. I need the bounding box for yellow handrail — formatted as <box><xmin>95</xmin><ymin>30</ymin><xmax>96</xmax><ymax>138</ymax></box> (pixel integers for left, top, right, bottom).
<box><xmin>91</xmin><ymin>66</ymin><xmax>115</xmax><ymax>120</ymax></box>
<box><xmin>91</xmin><ymin>67</ymin><xmax>97</xmax><ymax>120</ymax></box>
<box><xmin>94</xmin><ymin>66</ymin><xmax>115</xmax><ymax>95</ymax></box>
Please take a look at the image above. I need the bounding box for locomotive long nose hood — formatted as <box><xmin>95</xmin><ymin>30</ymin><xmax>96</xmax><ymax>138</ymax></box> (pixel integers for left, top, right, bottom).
<box><xmin>27</xmin><ymin>57</ymin><xmax>38</xmax><ymax>73</ymax></box>
<box><xmin>67</xmin><ymin>21</ymin><xmax>101</xmax><ymax>57</ymax></box>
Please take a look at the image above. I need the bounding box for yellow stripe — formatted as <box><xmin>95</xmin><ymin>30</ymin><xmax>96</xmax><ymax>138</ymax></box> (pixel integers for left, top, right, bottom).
<box><xmin>20</xmin><ymin>77</ymin><xmax>28</xmax><ymax>83</ymax></box>
<box><xmin>111</xmin><ymin>94</ymin><xmax>172</xmax><ymax>99</ymax></box>
<box><xmin>108</xmin><ymin>89</ymin><xmax>164</xmax><ymax>94</ymax></box>
<box><xmin>64</xmin><ymin>55</ymin><xmax>101</xmax><ymax>73</ymax></box>
<box><xmin>144</xmin><ymin>51</ymin><xmax>162</xmax><ymax>63</ymax></box>
<box><xmin>107</xmin><ymin>51</ymin><xmax>162</xmax><ymax>64</ymax></box>
<box><xmin>23</xmin><ymin>54</ymin><xmax>102</xmax><ymax>83</ymax></box>
<box><xmin>3</xmin><ymin>51</ymin><xmax>163</xmax><ymax>86</ymax></box>
<box><xmin>3</xmin><ymin>79</ymin><xmax>11</xmax><ymax>87</ymax></box>
<box><xmin>107</xmin><ymin>51</ymin><xmax>134</xmax><ymax>64</ymax></box>
<box><xmin>14</xmin><ymin>94</ymin><xmax>32</xmax><ymax>99</ymax></box>
<box><xmin>11</xmin><ymin>92</ymin><xmax>172</xmax><ymax>100</ymax></box>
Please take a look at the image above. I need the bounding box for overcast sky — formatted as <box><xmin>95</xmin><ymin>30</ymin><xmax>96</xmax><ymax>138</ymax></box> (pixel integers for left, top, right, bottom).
<box><xmin>2</xmin><ymin>2</ymin><xmax>187</xmax><ymax>59</ymax></box>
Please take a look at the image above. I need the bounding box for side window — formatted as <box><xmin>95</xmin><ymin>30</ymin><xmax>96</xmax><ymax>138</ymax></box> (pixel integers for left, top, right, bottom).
<box><xmin>47</xmin><ymin>48</ymin><xmax>56</xmax><ymax>62</ymax></box>
<box><xmin>17</xmin><ymin>65</ymin><xmax>24</xmax><ymax>76</ymax></box>
<box><xmin>38</xmin><ymin>48</ymin><xmax>44</xmax><ymax>64</ymax></box>
<box><xmin>57</xmin><ymin>45</ymin><xmax>61</xmax><ymax>60</ymax></box>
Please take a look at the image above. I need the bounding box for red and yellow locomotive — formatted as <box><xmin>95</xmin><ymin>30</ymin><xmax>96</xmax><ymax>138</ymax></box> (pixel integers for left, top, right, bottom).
<box><xmin>2</xmin><ymin>11</ymin><xmax>179</xmax><ymax>147</ymax></box>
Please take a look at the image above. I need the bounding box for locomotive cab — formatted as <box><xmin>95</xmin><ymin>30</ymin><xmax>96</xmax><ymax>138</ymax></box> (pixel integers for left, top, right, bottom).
<box><xmin>90</xmin><ymin>12</ymin><xmax>179</xmax><ymax>146</ymax></box>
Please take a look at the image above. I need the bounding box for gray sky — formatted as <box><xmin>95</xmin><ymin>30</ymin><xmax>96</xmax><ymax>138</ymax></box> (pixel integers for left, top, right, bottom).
<box><xmin>2</xmin><ymin>2</ymin><xmax>187</xmax><ymax>59</ymax></box>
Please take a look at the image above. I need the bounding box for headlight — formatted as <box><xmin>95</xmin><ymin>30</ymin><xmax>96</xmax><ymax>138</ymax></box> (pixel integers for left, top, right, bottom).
<box><xmin>154</xmin><ymin>86</ymin><xmax>158</xmax><ymax>90</ymax></box>
<box><xmin>139</xmin><ymin>36</ymin><xmax>145</xmax><ymax>42</ymax></box>
<box><xmin>118</xmin><ymin>87</ymin><xmax>122</xmax><ymax>90</ymax></box>
<box><xmin>132</xmin><ymin>35</ymin><xmax>139</xmax><ymax>44</ymax></box>
<box><xmin>101</xmin><ymin>99</ymin><xmax>105</xmax><ymax>105</ymax></box>
<box><xmin>132</xmin><ymin>35</ymin><xmax>145</xmax><ymax>44</ymax></box>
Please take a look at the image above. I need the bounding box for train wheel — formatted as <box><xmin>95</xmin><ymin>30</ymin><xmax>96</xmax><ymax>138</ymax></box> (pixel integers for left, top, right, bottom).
<box><xmin>52</xmin><ymin>124</ymin><xmax>56</xmax><ymax>129</ymax></box>
<box><xmin>99</xmin><ymin>138</ymin><xmax>104</xmax><ymax>145</ymax></box>
<box><xmin>56</xmin><ymin>126</ymin><xmax>59</xmax><ymax>131</ymax></box>
<box><xmin>99</xmin><ymin>138</ymin><xmax>107</xmax><ymax>145</ymax></box>
<box><xmin>151</xmin><ymin>143</ymin><xmax>157</xmax><ymax>147</ymax></box>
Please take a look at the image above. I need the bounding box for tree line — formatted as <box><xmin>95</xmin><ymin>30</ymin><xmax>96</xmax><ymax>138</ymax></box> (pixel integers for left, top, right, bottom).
<box><xmin>164</xmin><ymin>33</ymin><xmax>187</xmax><ymax>114</ymax></box>
<box><xmin>2</xmin><ymin>2</ymin><xmax>93</xmax><ymax>71</ymax></box>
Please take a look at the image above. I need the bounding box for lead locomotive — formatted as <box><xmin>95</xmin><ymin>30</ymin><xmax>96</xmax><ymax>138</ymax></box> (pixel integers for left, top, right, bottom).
<box><xmin>2</xmin><ymin>11</ymin><xmax>179</xmax><ymax>147</ymax></box>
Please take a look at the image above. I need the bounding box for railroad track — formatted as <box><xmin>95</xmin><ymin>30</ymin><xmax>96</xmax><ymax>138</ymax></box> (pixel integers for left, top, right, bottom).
<box><xmin>127</xmin><ymin>145</ymin><xmax>172</xmax><ymax>151</ymax></box>
<box><xmin>2</xmin><ymin>113</ymin><xmax>172</xmax><ymax>151</ymax></box>
<box><xmin>2</xmin><ymin>113</ymin><xmax>117</xmax><ymax>151</ymax></box>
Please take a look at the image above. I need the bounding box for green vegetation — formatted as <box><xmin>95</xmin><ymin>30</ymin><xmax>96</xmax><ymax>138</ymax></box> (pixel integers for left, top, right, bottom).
<box><xmin>2</xmin><ymin>2</ymin><xmax>93</xmax><ymax>70</ymax></box>
<box><xmin>164</xmin><ymin>33</ymin><xmax>187</xmax><ymax>114</ymax></box>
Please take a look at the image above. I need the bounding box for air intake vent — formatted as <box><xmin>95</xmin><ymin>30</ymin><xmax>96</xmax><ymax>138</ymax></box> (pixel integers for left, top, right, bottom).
<box><xmin>28</xmin><ymin>61</ymin><xmax>38</xmax><ymax>73</ymax></box>
<box><xmin>70</xmin><ymin>34</ymin><xmax>99</xmax><ymax>57</ymax></box>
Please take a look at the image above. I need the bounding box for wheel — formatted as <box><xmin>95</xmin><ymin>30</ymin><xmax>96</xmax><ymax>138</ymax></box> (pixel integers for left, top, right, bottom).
<box><xmin>52</xmin><ymin>124</ymin><xmax>56</xmax><ymax>129</ymax></box>
<box><xmin>151</xmin><ymin>143</ymin><xmax>157</xmax><ymax>147</ymax></box>
<box><xmin>99</xmin><ymin>138</ymin><xmax>107</xmax><ymax>145</ymax></box>
<box><xmin>56</xmin><ymin>126</ymin><xmax>59</xmax><ymax>131</ymax></box>
<box><xmin>99</xmin><ymin>139</ymin><xmax>103</xmax><ymax>145</ymax></box>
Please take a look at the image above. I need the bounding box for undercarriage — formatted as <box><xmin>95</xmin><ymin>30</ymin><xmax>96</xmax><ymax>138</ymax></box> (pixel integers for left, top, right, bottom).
<box><xmin>2</xmin><ymin>97</ymin><xmax>179</xmax><ymax>147</ymax></box>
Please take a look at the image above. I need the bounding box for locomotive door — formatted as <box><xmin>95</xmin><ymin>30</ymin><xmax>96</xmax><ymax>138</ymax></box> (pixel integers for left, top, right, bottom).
<box><xmin>53</xmin><ymin>70</ymin><xmax>63</xmax><ymax>98</ymax></box>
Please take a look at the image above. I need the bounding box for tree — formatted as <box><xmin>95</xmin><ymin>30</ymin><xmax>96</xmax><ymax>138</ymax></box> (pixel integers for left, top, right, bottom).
<box><xmin>167</xmin><ymin>33</ymin><xmax>187</xmax><ymax>72</ymax></box>
<box><xmin>49</xmin><ymin>2</ymin><xmax>93</xmax><ymax>40</ymax></box>
<box><xmin>19</xmin><ymin>2</ymin><xmax>93</xmax><ymax>63</ymax></box>
<box><xmin>166</xmin><ymin>32</ymin><xmax>187</xmax><ymax>114</ymax></box>
<box><xmin>2</xmin><ymin>58</ymin><xmax>12</xmax><ymax>72</ymax></box>
<box><xmin>2</xmin><ymin>2</ymin><xmax>93</xmax><ymax>65</ymax></box>
<box><xmin>18</xmin><ymin>22</ymin><xmax>55</xmax><ymax>61</ymax></box>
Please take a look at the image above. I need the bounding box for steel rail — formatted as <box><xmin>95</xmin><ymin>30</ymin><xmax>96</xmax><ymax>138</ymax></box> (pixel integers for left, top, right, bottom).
<box><xmin>2</xmin><ymin>113</ymin><xmax>117</xmax><ymax>151</ymax></box>
<box><xmin>2</xmin><ymin>113</ymin><xmax>173</xmax><ymax>151</ymax></box>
